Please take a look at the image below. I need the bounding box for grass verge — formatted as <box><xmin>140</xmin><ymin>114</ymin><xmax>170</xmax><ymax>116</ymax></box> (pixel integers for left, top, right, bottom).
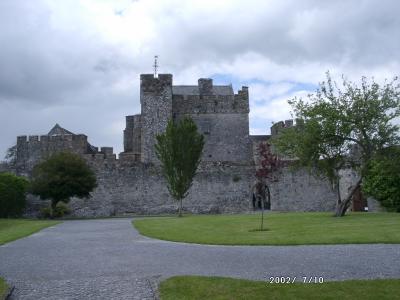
<box><xmin>159</xmin><ymin>276</ymin><xmax>400</xmax><ymax>300</ymax></box>
<box><xmin>133</xmin><ymin>212</ymin><xmax>400</xmax><ymax>245</ymax></box>
<box><xmin>0</xmin><ymin>219</ymin><xmax>60</xmax><ymax>245</ymax></box>
<box><xmin>0</xmin><ymin>277</ymin><xmax>9</xmax><ymax>300</ymax></box>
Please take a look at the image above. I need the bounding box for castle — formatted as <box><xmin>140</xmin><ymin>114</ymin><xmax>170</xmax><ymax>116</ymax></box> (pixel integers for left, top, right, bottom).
<box><xmin>9</xmin><ymin>74</ymin><xmax>341</xmax><ymax>217</ymax></box>
<box><xmin>123</xmin><ymin>74</ymin><xmax>252</xmax><ymax>164</ymax></box>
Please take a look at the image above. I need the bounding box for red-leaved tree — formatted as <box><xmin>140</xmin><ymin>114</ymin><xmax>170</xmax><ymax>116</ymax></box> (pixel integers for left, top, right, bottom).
<box><xmin>254</xmin><ymin>142</ymin><xmax>282</xmax><ymax>230</ymax></box>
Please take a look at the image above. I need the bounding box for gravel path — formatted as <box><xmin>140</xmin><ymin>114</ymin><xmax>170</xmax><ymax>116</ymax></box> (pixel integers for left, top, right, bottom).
<box><xmin>1</xmin><ymin>218</ymin><xmax>399</xmax><ymax>299</ymax></box>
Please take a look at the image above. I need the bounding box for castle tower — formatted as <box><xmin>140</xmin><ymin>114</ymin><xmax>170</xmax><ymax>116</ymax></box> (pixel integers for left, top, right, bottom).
<box><xmin>140</xmin><ymin>74</ymin><xmax>173</xmax><ymax>163</ymax></box>
<box><xmin>123</xmin><ymin>114</ymin><xmax>142</xmax><ymax>154</ymax></box>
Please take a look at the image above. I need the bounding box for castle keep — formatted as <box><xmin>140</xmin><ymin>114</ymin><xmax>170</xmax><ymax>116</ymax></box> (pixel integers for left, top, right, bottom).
<box><xmin>123</xmin><ymin>74</ymin><xmax>252</xmax><ymax>164</ymax></box>
<box><xmin>10</xmin><ymin>74</ymin><xmax>339</xmax><ymax>217</ymax></box>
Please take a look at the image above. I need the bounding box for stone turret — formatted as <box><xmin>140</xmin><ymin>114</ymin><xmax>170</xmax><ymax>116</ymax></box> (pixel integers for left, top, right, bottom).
<box><xmin>123</xmin><ymin>114</ymin><xmax>142</xmax><ymax>155</ymax></box>
<box><xmin>140</xmin><ymin>74</ymin><xmax>173</xmax><ymax>163</ymax></box>
<box><xmin>198</xmin><ymin>78</ymin><xmax>213</xmax><ymax>95</ymax></box>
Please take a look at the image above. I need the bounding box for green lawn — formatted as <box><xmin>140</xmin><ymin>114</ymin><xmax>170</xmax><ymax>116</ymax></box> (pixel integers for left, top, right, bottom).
<box><xmin>133</xmin><ymin>212</ymin><xmax>400</xmax><ymax>245</ymax></box>
<box><xmin>0</xmin><ymin>219</ymin><xmax>60</xmax><ymax>245</ymax></box>
<box><xmin>0</xmin><ymin>277</ymin><xmax>8</xmax><ymax>300</ymax></box>
<box><xmin>159</xmin><ymin>276</ymin><xmax>400</xmax><ymax>300</ymax></box>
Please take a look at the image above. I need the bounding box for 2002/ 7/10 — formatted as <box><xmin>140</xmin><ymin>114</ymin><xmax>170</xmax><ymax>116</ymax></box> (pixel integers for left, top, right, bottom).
<box><xmin>268</xmin><ymin>276</ymin><xmax>324</xmax><ymax>284</ymax></box>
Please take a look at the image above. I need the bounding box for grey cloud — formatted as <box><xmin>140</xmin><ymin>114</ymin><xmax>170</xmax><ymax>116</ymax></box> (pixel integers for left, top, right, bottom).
<box><xmin>0</xmin><ymin>1</ymin><xmax>137</xmax><ymax>106</ymax></box>
<box><xmin>0</xmin><ymin>0</ymin><xmax>399</xmax><ymax>157</ymax></box>
<box><xmin>154</xmin><ymin>0</ymin><xmax>400</xmax><ymax>69</ymax></box>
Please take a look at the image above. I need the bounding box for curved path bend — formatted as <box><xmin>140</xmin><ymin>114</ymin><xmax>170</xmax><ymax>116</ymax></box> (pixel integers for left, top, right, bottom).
<box><xmin>1</xmin><ymin>218</ymin><xmax>399</xmax><ymax>299</ymax></box>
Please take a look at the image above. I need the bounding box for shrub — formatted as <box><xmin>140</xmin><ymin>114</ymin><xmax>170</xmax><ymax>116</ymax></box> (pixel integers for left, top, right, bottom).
<box><xmin>363</xmin><ymin>147</ymin><xmax>400</xmax><ymax>212</ymax></box>
<box><xmin>53</xmin><ymin>201</ymin><xmax>71</xmax><ymax>218</ymax></box>
<box><xmin>0</xmin><ymin>173</ymin><xmax>29</xmax><ymax>217</ymax></box>
<box><xmin>40</xmin><ymin>207</ymin><xmax>52</xmax><ymax>219</ymax></box>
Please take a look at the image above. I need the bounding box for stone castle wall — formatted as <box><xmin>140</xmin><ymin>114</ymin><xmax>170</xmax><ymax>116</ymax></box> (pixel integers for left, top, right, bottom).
<box><xmin>16</xmin><ymin>132</ymin><xmax>338</xmax><ymax>217</ymax></box>
<box><xmin>171</xmin><ymin>86</ymin><xmax>249</xmax><ymax>115</ymax></box>
<box><xmin>23</xmin><ymin>153</ymin><xmax>337</xmax><ymax>217</ymax></box>
<box><xmin>123</xmin><ymin>114</ymin><xmax>142</xmax><ymax>154</ymax></box>
<box><xmin>24</xmin><ymin>157</ymin><xmax>255</xmax><ymax>217</ymax></box>
<box><xmin>182</xmin><ymin>113</ymin><xmax>252</xmax><ymax>163</ymax></box>
<box><xmin>16</xmin><ymin>134</ymin><xmax>89</xmax><ymax>174</ymax></box>
<box><xmin>269</xmin><ymin>167</ymin><xmax>336</xmax><ymax>211</ymax></box>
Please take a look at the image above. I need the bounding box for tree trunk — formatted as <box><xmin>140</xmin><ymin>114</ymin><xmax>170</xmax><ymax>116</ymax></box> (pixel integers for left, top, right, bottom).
<box><xmin>178</xmin><ymin>199</ymin><xmax>183</xmax><ymax>217</ymax></box>
<box><xmin>260</xmin><ymin>197</ymin><xmax>264</xmax><ymax>231</ymax></box>
<box><xmin>266</xmin><ymin>185</ymin><xmax>271</xmax><ymax>210</ymax></box>
<box><xmin>260</xmin><ymin>185</ymin><xmax>271</xmax><ymax>231</ymax></box>
<box><xmin>50</xmin><ymin>200</ymin><xmax>57</xmax><ymax>219</ymax></box>
<box><xmin>336</xmin><ymin>180</ymin><xmax>341</xmax><ymax>204</ymax></box>
<box><xmin>334</xmin><ymin>178</ymin><xmax>362</xmax><ymax>217</ymax></box>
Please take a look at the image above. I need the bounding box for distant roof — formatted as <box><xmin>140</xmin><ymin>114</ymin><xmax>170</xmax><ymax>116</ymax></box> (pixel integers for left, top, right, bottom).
<box><xmin>48</xmin><ymin>124</ymin><xmax>74</xmax><ymax>136</ymax></box>
<box><xmin>172</xmin><ymin>85</ymin><xmax>234</xmax><ymax>96</ymax></box>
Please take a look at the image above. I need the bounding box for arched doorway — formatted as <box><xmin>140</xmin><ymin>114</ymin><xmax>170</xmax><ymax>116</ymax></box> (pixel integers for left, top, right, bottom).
<box><xmin>252</xmin><ymin>182</ymin><xmax>271</xmax><ymax>210</ymax></box>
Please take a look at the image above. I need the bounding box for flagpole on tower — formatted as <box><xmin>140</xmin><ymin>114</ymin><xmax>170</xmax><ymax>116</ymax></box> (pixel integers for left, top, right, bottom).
<box><xmin>153</xmin><ymin>55</ymin><xmax>159</xmax><ymax>78</ymax></box>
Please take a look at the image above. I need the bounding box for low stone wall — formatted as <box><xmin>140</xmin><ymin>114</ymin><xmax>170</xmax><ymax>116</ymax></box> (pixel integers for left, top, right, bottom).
<box><xmin>25</xmin><ymin>161</ymin><xmax>255</xmax><ymax>217</ymax></box>
<box><xmin>269</xmin><ymin>167</ymin><xmax>337</xmax><ymax>212</ymax></box>
<box><xmin>24</xmin><ymin>161</ymin><xmax>339</xmax><ymax>217</ymax></box>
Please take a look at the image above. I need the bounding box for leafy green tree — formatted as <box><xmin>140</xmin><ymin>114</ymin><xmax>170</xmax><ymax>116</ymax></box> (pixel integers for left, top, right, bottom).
<box><xmin>155</xmin><ymin>117</ymin><xmax>205</xmax><ymax>217</ymax></box>
<box><xmin>363</xmin><ymin>147</ymin><xmax>400</xmax><ymax>212</ymax></box>
<box><xmin>272</xmin><ymin>73</ymin><xmax>400</xmax><ymax>216</ymax></box>
<box><xmin>31</xmin><ymin>152</ymin><xmax>97</xmax><ymax>212</ymax></box>
<box><xmin>4</xmin><ymin>145</ymin><xmax>17</xmax><ymax>166</ymax></box>
<box><xmin>0</xmin><ymin>173</ymin><xmax>29</xmax><ymax>217</ymax></box>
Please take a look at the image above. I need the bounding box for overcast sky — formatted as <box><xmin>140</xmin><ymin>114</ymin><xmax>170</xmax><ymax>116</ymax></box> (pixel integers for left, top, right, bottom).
<box><xmin>1</xmin><ymin>0</ymin><xmax>399</xmax><ymax>158</ymax></box>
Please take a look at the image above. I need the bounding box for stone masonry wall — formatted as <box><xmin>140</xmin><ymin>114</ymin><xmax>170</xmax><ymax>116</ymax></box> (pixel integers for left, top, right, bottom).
<box><xmin>172</xmin><ymin>86</ymin><xmax>249</xmax><ymax>115</ymax></box>
<box><xmin>25</xmin><ymin>161</ymin><xmax>339</xmax><ymax>217</ymax></box>
<box><xmin>19</xmin><ymin>129</ymin><xmax>342</xmax><ymax>217</ymax></box>
<box><xmin>251</xmin><ymin>136</ymin><xmax>337</xmax><ymax>212</ymax></box>
<box><xmin>21</xmin><ymin>138</ymin><xmax>341</xmax><ymax>217</ymax></box>
<box><xmin>339</xmin><ymin>168</ymin><xmax>383</xmax><ymax>212</ymax></box>
<box><xmin>123</xmin><ymin>114</ymin><xmax>142</xmax><ymax>154</ymax></box>
<box><xmin>268</xmin><ymin>167</ymin><xmax>337</xmax><ymax>211</ymax></box>
<box><xmin>140</xmin><ymin>74</ymin><xmax>173</xmax><ymax>163</ymax></box>
<box><xmin>24</xmin><ymin>158</ymin><xmax>255</xmax><ymax>217</ymax></box>
<box><xmin>180</xmin><ymin>113</ymin><xmax>252</xmax><ymax>163</ymax></box>
<box><xmin>16</xmin><ymin>134</ymin><xmax>89</xmax><ymax>174</ymax></box>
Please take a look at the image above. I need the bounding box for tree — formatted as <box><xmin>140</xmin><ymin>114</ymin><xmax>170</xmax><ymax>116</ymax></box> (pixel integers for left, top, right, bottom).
<box><xmin>272</xmin><ymin>73</ymin><xmax>400</xmax><ymax>217</ymax></box>
<box><xmin>363</xmin><ymin>147</ymin><xmax>400</xmax><ymax>212</ymax></box>
<box><xmin>3</xmin><ymin>145</ymin><xmax>17</xmax><ymax>166</ymax></box>
<box><xmin>155</xmin><ymin>117</ymin><xmax>205</xmax><ymax>217</ymax></box>
<box><xmin>254</xmin><ymin>142</ymin><xmax>281</xmax><ymax>230</ymax></box>
<box><xmin>31</xmin><ymin>152</ymin><xmax>97</xmax><ymax>212</ymax></box>
<box><xmin>0</xmin><ymin>173</ymin><xmax>29</xmax><ymax>217</ymax></box>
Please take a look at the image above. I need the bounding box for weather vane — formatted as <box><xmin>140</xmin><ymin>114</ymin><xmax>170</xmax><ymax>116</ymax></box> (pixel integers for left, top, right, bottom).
<box><xmin>153</xmin><ymin>55</ymin><xmax>159</xmax><ymax>78</ymax></box>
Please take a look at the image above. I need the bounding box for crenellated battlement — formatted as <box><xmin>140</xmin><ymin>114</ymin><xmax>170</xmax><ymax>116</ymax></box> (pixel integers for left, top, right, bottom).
<box><xmin>17</xmin><ymin>134</ymin><xmax>88</xmax><ymax>143</ymax></box>
<box><xmin>15</xmin><ymin>125</ymin><xmax>119</xmax><ymax>171</ymax></box>
<box><xmin>270</xmin><ymin>118</ymin><xmax>304</xmax><ymax>136</ymax></box>
<box><xmin>125</xmin><ymin>114</ymin><xmax>142</xmax><ymax>129</ymax></box>
<box><xmin>140</xmin><ymin>73</ymin><xmax>173</xmax><ymax>93</ymax></box>
<box><xmin>172</xmin><ymin>86</ymin><xmax>249</xmax><ymax>114</ymax></box>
